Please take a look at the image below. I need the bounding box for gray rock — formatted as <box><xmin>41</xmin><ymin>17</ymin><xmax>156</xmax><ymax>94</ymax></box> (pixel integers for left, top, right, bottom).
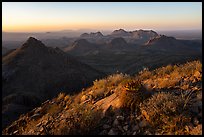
<box><xmin>30</xmin><ymin>113</ymin><xmax>41</xmax><ymax>119</ymax></box>
<box><xmin>39</xmin><ymin>127</ymin><xmax>44</xmax><ymax>132</ymax></box>
<box><xmin>132</xmin><ymin>131</ymin><xmax>137</xmax><ymax>135</ymax></box>
<box><xmin>123</xmin><ymin>125</ymin><xmax>129</xmax><ymax>131</ymax></box>
<box><xmin>99</xmin><ymin>130</ymin><xmax>108</xmax><ymax>135</ymax></box>
<box><xmin>116</xmin><ymin>115</ymin><xmax>124</xmax><ymax>121</ymax></box>
<box><xmin>103</xmin><ymin>124</ymin><xmax>111</xmax><ymax>129</ymax></box>
<box><xmin>193</xmin><ymin>117</ymin><xmax>199</xmax><ymax>126</ymax></box>
<box><xmin>36</xmin><ymin>122</ymin><xmax>42</xmax><ymax>127</ymax></box>
<box><xmin>139</xmin><ymin>120</ymin><xmax>148</xmax><ymax>128</ymax></box>
<box><xmin>117</xmin><ymin>125</ymin><xmax>124</xmax><ymax>132</ymax></box>
<box><xmin>127</xmin><ymin>130</ymin><xmax>132</xmax><ymax>135</ymax></box>
<box><xmin>42</xmin><ymin>120</ymin><xmax>48</xmax><ymax>125</ymax></box>
<box><xmin>144</xmin><ymin>130</ymin><xmax>152</xmax><ymax>135</ymax></box>
<box><xmin>132</xmin><ymin>125</ymin><xmax>139</xmax><ymax>131</ymax></box>
<box><xmin>13</xmin><ymin>130</ymin><xmax>18</xmax><ymax>134</ymax></box>
<box><xmin>108</xmin><ymin>129</ymin><xmax>118</xmax><ymax>135</ymax></box>
<box><xmin>112</xmin><ymin>119</ymin><xmax>119</xmax><ymax>127</ymax></box>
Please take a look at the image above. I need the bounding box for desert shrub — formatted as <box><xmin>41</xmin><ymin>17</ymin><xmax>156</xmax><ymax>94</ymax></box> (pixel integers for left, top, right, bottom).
<box><xmin>107</xmin><ymin>73</ymin><xmax>130</xmax><ymax>86</ymax></box>
<box><xmin>57</xmin><ymin>92</ymin><xmax>66</xmax><ymax>101</ymax></box>
<box><xmin>119</xmin><ymin>79</ymin><xmax>150</xmax><ymax>113</ymax></box>
<box><xmin>140</xmin><ymin>92</ymin><xmax>192</xmax><ymax>134</ymax></box>
<box><xmin>155</xmin><ymin>64</ymin><xmax>174</xmax><ymax>78</ymax></box>
<box><xmin>90</xmin><ymin>73</ymin><xmax>130</xmax><ymax>101</ymax></box>
<box><xmin>46</xmin><ymin>103</ymin><xmax>62</xmax><ymax>115</ymax></box>
<box><xmin>60</xmin><ymin>104</ymin><xmax>103</xmax><ymax>135</ymax></box>
<box><xmin>157</xmin><ymin>77</ymin><xmax>180</xmax><ymax>89</ymax></box>
<box><xmin>138</xmin><ymin>68</ymin><xmax>152</xmax><ymax>80</ymax></box>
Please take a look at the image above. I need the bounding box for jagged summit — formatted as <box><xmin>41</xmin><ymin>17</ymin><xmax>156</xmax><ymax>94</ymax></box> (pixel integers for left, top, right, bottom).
<box><xmin>2</xmin><ymin>37</ymin><xmax>104</xmax><ymax>129</ymax></box>
<box><xmin>21</xmin><ymin>37</ymin><xmax>46</xmax><ymax>49</ymax></box>
<box><xmin>80</xmin><ymin>31</ymin><xmax>104</xmax><ymax>38</ymax></box>
<box><xmin>111</xmin><ymin>29</ymin><xmax>129</xmax><ymax>36</ymax></box>
<box><xmin>145</xmin><ymin>35</ymin><xmax>176</xmax><ymax>45</ymax></box>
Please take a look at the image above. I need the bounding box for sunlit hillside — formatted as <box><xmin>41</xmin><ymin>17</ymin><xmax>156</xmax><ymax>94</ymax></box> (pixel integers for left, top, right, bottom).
<box><xmin>3</xmin><ymin>60</ymin><xmax>202</xmax><ymax>135</ymax></box>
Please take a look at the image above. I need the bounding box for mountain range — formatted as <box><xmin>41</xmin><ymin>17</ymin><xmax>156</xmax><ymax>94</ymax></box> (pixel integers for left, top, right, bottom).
<box><xmin>1</xmin><ymin>29</ymin><xmax>202</xmax><ymax>133</ymax></box>
<box><xmin>2</xmin><ymin>37</ymin><xmax>104</xmax><ymax>128</ymax></box>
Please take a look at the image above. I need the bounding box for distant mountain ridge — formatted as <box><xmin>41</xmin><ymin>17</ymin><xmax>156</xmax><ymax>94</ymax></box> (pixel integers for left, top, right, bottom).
<box><xmin>2</xmin><ymin>37</ymin><xmax>104</xmax><ymax>128</ymax></box>
<box><xmin>80</xmin><ymin>31</ymin><xmax>104</xmax><ymax>38</ymax></box>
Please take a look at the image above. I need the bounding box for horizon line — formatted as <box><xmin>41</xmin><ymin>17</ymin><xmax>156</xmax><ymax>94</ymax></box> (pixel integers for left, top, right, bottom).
<box><xmin>2</xmin><ymin>28</ymin><xmax>202</xmax><ymax>33</ymax></box>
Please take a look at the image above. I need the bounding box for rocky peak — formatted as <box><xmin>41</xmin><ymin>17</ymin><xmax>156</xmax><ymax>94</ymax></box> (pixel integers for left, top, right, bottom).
<box><xmin>80</xmin><ymin>32</ymin><xmax>104</xmax><ymax>38</ymax></box>
<box><xmin>21</xmin><ymin>37</ymin><xmax>46</xmax><ymax>49</ymax></box>
<box><xmin>90</xmin><ymin>31</ymin><xmax>103</xmax><ymax>36</ymax></box>
<box><xmin>145</xmin><ymin>35</ymin><xmax>176</xmax><ymax>45</ymax></box>
<box><xmin>111</xmin><ymin>29</ymin><xmax>128</xmax><ymax>35</ymax></box>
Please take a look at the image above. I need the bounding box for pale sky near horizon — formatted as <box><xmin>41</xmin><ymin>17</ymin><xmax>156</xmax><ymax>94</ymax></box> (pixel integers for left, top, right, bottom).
<box><xmin>2</xmin><ymin>2</ymin><xmax>202</xmax><ymax>32</ymax></box>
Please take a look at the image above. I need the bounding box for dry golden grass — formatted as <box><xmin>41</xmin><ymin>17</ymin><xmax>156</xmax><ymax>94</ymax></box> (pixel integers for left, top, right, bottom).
<box><xmin>140</xmin><ymin>92</ymin><xmax>192</xmax><ymax>135</ymax></box>
<box><xmin>59</xmin><ymin>104</ymin><xmax>103</xmax><ymax>135</ymax></box>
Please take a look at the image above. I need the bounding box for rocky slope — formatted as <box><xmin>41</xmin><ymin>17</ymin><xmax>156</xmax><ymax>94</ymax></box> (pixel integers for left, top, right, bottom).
<box><xmin>2</xmin><ymin>37</ymin><xmax>104</xmax><ymax>129</ymax></box>
<box><xmin>2</xmin><ymin>60</ymin><xmax>202</xmax><ymax>135</ymax></box>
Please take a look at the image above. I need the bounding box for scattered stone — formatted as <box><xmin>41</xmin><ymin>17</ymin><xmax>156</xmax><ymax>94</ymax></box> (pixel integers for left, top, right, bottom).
<box><xmin>108</xmin><ymin>129</ymin><xmax>118</xmax><ymax>135</ymax></box>
<box><xmin>116</xmin><ymin>115</ymin><xmax>124</xmax><ymax>121</ymax></box>
<box><xmin>13</xmin><ymin>130</ymin><xmax>18</xmax><ymax>134</ymax></box>
<box><xmin>39</xmin><ymin>127</ymin><xmax>44</xmax><ymax>132</ymax></box>
<box><xmin>127</xmin><ymin>130</ymin><xmax>132</xmax><ymax>135</ymax></box>
<box><xmin>34</xmin><ymin>107</ymin><xmax>42</xmax><ymax>113</ymax></box>
<box><xmin>136</xmin><ymin>115</ymin><xmax>142</xmax><ymax>121</ymax></box>
<box><xmin>36</xmin><ymin>122</ymin><xmax>42</xmax><ymax>127</ymax></box>
<box><xmin>112</xmin><ymin>119</ymin><xmax>119</xmax><ymax>127</ymax></box>
<box><xmin>155</xmin><ymin>132</ymin><xmax>161</xmax><ymax>135</ymax></box>
<box><xmin>42</xmin><ymin>120</ymin><xmax>48</xmax><ymax>125</ymax></box>
<box><xmin>132</xmin><ymin>131</ymin><xmax>137</xmax><ymax>135</ymax></box>
<box><xmin>123</xmin><ymin>125</ymin><xmax>129</xmax><ymax>131</ymax></box>
<box><xmin>26</xmin><ymin>129</ymin><xmax>35</xmax><ymax>135</ymax></box>
<box><xmin>144</xmin><ymin>130</ymin><xmax>152</xmax><ymax>135</ymax></box>
<box><xmin>103</xmin><ymin>124</ymin><xmax>111</xmax><ymax>129</ymax></box>
<box><xmin>117</xmin><ymin>126</ymin><xmax>124</xmax><ymax>132</ymax></box>
<box><xmin>99</xmin><ymin>130</ymin><xmax>108</xmax><ymax>135</ymax></box>
<box><xmin>30</xmin><ymin>113</ymin><xmax>41</xmax><ymax>120</ymax></box>
<box><xmin>42</xmin><ymin>100</ymin><xmax>49</xmax><ymax>105</ymax></box>
<box><xmin>193</xmin><ymin>117</ymin><xmax>199</xmax><ymax>126</ymax></box>
<box><xmin>139</xmin><ymin>120</ymin><xmax>148</xmax><ymax>128</ymax></box>
<box><xmin>132</xmin><ymin>125</ymin><xmax>139</xmax><ymax>131</ymax></box>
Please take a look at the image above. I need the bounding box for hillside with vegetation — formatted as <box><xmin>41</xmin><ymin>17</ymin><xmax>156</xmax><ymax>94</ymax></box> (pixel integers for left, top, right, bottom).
<box><xmin>2</xmin><ymin>60</ymin><xmax>202</xmax><ymax>135</ymax></box>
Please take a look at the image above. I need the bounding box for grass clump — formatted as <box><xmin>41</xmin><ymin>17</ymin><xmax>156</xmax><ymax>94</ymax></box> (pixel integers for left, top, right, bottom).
<box><xmin>60</xmin><ymin>104</ymin><xmax>103</xmax><ymax>135</ymax></box>
<box><xmin>140</xmin><ymin>92</ymin><xmax>192</xmax><ymax>135</ymax></box>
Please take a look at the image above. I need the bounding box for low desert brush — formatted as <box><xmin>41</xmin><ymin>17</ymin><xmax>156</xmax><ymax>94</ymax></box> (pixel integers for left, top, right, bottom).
<box><xmin>140</xmin><ymin>92</ymin><xmax>192</xmax><ymax>135</ymax></box>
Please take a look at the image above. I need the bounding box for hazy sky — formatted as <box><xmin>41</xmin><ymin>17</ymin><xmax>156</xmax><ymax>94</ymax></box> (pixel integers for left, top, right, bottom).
<box><xmin>2</xmin><ymin>2</ymin><xmax>202</xmax><ymax>32</ymax></box>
